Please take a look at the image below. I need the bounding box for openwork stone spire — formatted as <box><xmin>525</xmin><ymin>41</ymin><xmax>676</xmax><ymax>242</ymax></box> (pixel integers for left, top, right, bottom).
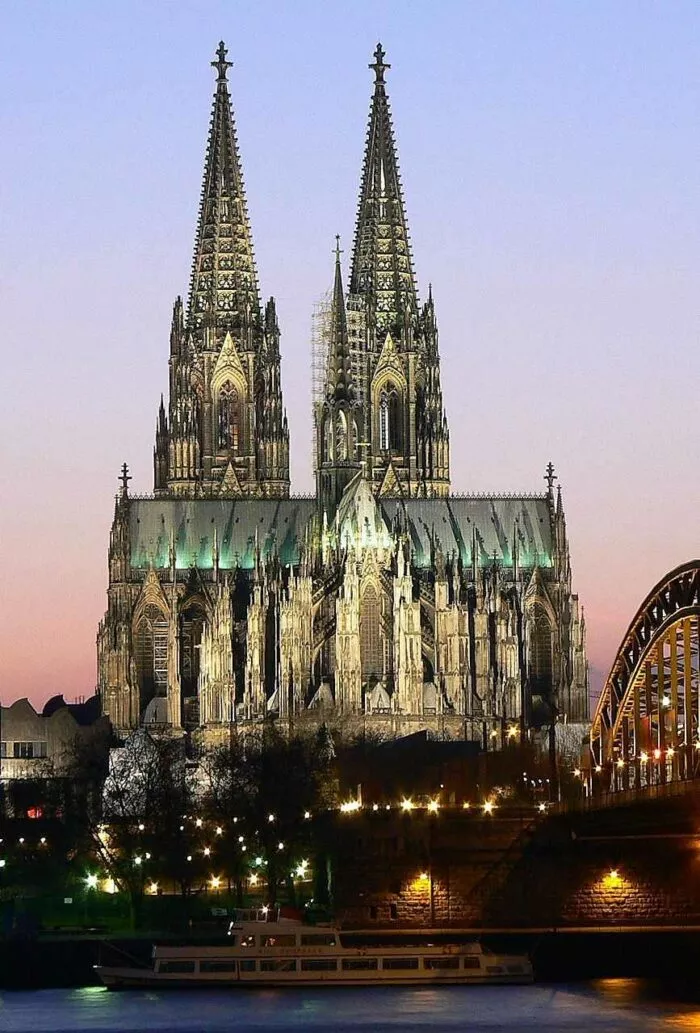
<box><xmin>326</xmin><ymin>236</ymin><xmax>354</xmax><ymax>403</ymax></box>
<box><xmin>350</xmin><ymin>43</ymin><xmax>417</xmax><ymax>334</ymax></box>
<box><xmin>187</xmin><ymin>41</ymin><xmax>260</xmax><ymax>340</ymax></box>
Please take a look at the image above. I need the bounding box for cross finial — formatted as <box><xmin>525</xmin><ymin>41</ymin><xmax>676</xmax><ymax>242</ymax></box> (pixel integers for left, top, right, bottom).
<box><xmin>370</xmin><ymin>42</ymin><xmax>390</xmax><ymax>83</ymax></box>
<box><xmin>212</xmin><ymin>41</ymin><xmax>232</xmax><ymax>82</ymax></box>
<box><xmin>119</xmin><ymin>462</ymin><xmax>132</xmax><ymax>497</ymax></box>
<box><xmin>545</xmin><ymin>461</ymin><xmax>557</xmax><ymax>493</ymax></box>
<box><xmin>334</xmin><ymin>234</ymin><xmax>343</xmax><ymax>262</ymax></box>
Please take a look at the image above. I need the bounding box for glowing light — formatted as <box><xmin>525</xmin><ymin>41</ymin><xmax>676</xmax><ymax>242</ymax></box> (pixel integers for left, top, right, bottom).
<box><xmin>134</xmin><ymin>856</ymin><xmax>142</xmax><ymax>866</ymax></box>
<box><xmin>608</xmin><ymin>869</ymin><xmax>620</xmax><ymax>882</ymax></box>
<box><xmin>145</xmin><ymin>852</ymin><xmax>151</xmax><ymax>860</ymax></box>
<box><xmin>0</xmin><ymin>860</ymin><xmax>5</xmax><ymax>869</ymax></box>
<box><xmin>186</xmin><ymin>854</ymin><xmax>192</xmax><ymax>862</ymax></box>
<box><xmin>18</xmin><ymin>838</ymin><xmax>24</xmax><ymax>845</ymax></box>
<box><xmin>268</xmin><ymin>814</ymin><xmax>275</xmax><ymax>823</ymax></box>
<box><xmin>595</xmin><ymin>766</ymin><xmax>602</xmax><ymax>774</ymax></box>
<box><xmin>261</xmin><ymin>905</ymin><xmax>269</xmax><ymax>915</ymax></box>
<box><xmin>340</xmin><ymin>799</ymin><xmax>361</xmax><ymax>813</ymax></box>
<box><xmin>427</xmin><ymin>799</ymin><xmax>439</xmax><ymax>814</ymax></box>
<box><xmin>179</xmin><ymin>825</ymin><xmax>184</xmax><ymax>831</ymax></box>
<box><xmin>372</xmin><ymin>804</ymin><xmax>379</xmax><ymax>812</ymax></box>
<box><xmin>303</xmin><ymin>811</ymin><xmax>311</xmax><ymax>820</ymax></box>
<box><xmin>85</xmin><ymin>873</ymin><xmax>98</xmax><ymax>889</ymax></box>
<box><xmin>148</xmin><ymin>882</ymin><xmax>159</xmax><ymax>895</ymax></box>
<box><xmin>249</xmin><ymin>873</ymin><xmax>259</xmax><ymax>886</ymax></box>
<box><xmin>278</xmin><ymin>842</ymin><xmax>284</xmax><ymax>851</ymax></box>
<box><xmin>138</xmin><ymin>823</ymin><xmax>145</xmax><ymax>832</ymax></box>
<box><xmin>538</xmin><ymin>803</ymin><xmax>547</xmax><ymax>813</ymax></box>
<box><xmin>662</xmin><ymin>695</ymin><xmax>671</xmax><ymax>709</ymax></box>
<box><xmin>215</xmin><ymin>826</ymin><xmax>223</xmax><ymax>836</ymax></box>
<box><xmin>203</xmin><ymin>847</ymin><xmax>211</xmax><ymax>857</ymax></box>
<box><xmin>490</xmin><ymin>729</ymin><xmax>498</xmax><ymax>739</ymax></box>
<box><xmin>507</xmin><ymin>725</ymin><xmax>519</xmax><ymax>740</ymax></box>
<box><xmin>400</xmin><ymin>799</ymin><xmax>414</xmax><ymax>812</ymax></box>
<box><xmin>667</xmin><ymin>747</ymin><xmax>675</xmax><ymax>758</ymax></box>
<box><xmin>653</xmin><ymin>749</ymin><xmax>661</xmax><ymax>761</ymax></box>
<box><xmin>195</xmin><ymin>818</ymin><xmax>203</xmax><ymax>828</ymax></box>
<box><xmin>210</xmin><ymin>876</ymin><xmax>221</xmax><ymax>890</ymax></box>
<box><xmin>295</xmin><ymin>860</ymin><xmax>309</xmax><ymax>878</ymax></box>
<box><xmin>482</xmin><ymin>800</ymin><xmax>495</xmax><ymax>815</ymax></box>
<box><xmin>573</xmin><ymin>768</ymin><xmax>581</xmax><ymax>778</ymax></box>
<box><xmin>640</xmin><ymin>752</ymin><xmax>649</xmax><ymax>762</ymax></box>
<box><xmin>40</xmin><ymin>837</ymin><xmax>46</xmax><ymax>844</ymax></box>
<box><xmin>462</xmin><ymin>801</ymin><xmax>471</xmax><ymax>810</ymax></box>
<box><xmin>103</xmin><ymin>878</ymin><xmax>116</xmax><ymax>894</ymax></box>
<box><xmin>419</xmin><ymin>871</ymin><xmax>429</xmax><ymax>881</ymax></box>
<box><xmin>254</xmin><ymin>856</ymin><xmax>263</xmax><ymax>866</ymax></box>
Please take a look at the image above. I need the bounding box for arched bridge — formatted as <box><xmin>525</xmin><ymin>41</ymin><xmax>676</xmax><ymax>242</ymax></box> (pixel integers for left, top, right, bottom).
<box><xmin>588</xmin><ymin>560</ymin><xmax>700</xmax><ymax>797</ymax></box>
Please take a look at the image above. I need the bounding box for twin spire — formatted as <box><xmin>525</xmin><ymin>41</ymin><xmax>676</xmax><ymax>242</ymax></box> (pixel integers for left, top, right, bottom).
<box><xmin>187</xmin><ymin>41</ymin><xmax>260</xmax><ymax>342</ymax></box>
<box><xmin>350</xmin><ymin>42</ymin><xmax>417</xmax><ymax>332</ymax></box>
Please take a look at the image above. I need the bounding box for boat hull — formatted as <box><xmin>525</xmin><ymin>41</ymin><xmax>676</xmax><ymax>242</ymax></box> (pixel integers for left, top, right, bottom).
<box><xmin>97</xmin><ymin>966</ymin><xmax>533</xmax><ymax>990</ymax></box>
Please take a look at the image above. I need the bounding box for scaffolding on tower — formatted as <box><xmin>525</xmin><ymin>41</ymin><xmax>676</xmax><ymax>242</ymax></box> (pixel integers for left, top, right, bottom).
<box><xmin>311</xmin><ymin>289</ymin><xmax>332</xmax><ymax>476</ymax></box>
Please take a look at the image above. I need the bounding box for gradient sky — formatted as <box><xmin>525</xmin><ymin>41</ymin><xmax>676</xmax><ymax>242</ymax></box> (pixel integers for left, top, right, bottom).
<box><xmin>2</xmin><ymin>1</ymin><xmax>700</xmax><ymax>710</ymax></box>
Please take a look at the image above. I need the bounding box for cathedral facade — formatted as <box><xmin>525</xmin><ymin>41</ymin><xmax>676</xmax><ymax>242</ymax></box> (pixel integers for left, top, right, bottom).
<box><xmin>98</xmin><ymin>43</ymin><xmax>589</xmax><ymax>743</ymax></box>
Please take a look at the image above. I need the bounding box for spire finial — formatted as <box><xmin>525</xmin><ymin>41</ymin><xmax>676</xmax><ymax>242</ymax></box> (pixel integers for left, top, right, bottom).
<box><xmin>212</xmin><ymin>41</ymin><xmax>232</xmax><ymax>83</ymax></box>
<box><xmin>334</xmin><ymin>233</ymin><xmax>342</xmax><ymax>263</ymax></box>
<box><xmin>119</xmin><ymin>462</ymin><xmax>131</xmax><ymax>498</ymax></box>
<box><xmin>370</xmin><ymin>42</ymin><xmax>390</xmax><ymax>83</ymax></box>
<box><xmin>544</xmin><ymin>461</ymin><xmax>557</xmax><ymax>493</ymax></box>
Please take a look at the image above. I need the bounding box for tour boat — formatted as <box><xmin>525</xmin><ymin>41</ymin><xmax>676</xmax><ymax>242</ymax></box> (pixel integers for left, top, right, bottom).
<box><xmin>96</xmin><ymin>908</ymin><xmax>533</xmax><ymax>988</ymax></box>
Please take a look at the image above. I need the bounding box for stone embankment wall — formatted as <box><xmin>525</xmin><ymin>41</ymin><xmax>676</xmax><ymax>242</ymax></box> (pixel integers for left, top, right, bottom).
<box><xmin>331</xmin><ymin>801</ymin><xmax>700</xmax><ymax>929</ymax></box>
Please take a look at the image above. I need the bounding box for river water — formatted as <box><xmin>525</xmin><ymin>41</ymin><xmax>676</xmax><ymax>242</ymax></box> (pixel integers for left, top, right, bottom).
<box><xmin>1</xmin><ymin>982</ymin><xmax>700</xmax><ymax>1032</ymax></box>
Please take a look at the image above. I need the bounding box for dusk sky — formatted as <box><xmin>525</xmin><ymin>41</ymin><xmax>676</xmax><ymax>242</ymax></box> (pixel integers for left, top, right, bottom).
<box><xmin>2</xmin><ymin>1</ymin><xmax>700</xmax><ymax>709</ymax></box>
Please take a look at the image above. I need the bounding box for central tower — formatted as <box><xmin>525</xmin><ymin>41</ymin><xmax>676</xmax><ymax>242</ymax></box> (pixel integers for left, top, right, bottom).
<box><xmin>154</xmin><ymin>42</ymin><xmax>289</xmax><ymax>499</ymax></box>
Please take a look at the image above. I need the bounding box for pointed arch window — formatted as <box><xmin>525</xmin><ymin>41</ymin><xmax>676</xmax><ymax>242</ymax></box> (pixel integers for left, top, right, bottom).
<box><xmin>335</xmin><ymin>411</ymin><xmax>348</xmax><ymax>461</ymax></box>
<box><xmin>379</xmin><ymin>382</ymin><xmax>401</xmax><ymax>453</ymax></box>
<box><xmin>134</xmin><ymin>605</ymin><xmax>168</xmax><ymax>706</ymax></box>
<box><xmin>530</xmin><ymin>605</ymin><xmax>553</xmax><ymax>696</ymax></box>
<box><xmin>218</xmin><ymin>381</ymin><xmax>241</xmax><ymax>451</ymax></box>
<box><xmin>360</xmin><ymin>583</ymin><xmax>383</xmax><ymax>683</ymax></box>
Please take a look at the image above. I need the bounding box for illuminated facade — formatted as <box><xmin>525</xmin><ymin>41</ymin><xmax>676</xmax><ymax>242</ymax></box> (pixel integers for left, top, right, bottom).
<box><xmin>98</xmin><ymin>43</ymin><xmax>588</xmax><ymax>742</ymax></box>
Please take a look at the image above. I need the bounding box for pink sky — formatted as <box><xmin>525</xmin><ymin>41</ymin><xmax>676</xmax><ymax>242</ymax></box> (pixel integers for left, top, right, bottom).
<box><xmin>2</xmin><ymin>2</ymin><xmax>700</xmax><ymax>711</ymax></box>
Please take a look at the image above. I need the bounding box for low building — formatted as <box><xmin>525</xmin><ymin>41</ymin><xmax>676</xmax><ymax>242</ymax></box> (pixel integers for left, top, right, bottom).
<box><xmin>0</xmin><ymin>695</ymin><xmax>111</xmax><ymax>783</ymax></box>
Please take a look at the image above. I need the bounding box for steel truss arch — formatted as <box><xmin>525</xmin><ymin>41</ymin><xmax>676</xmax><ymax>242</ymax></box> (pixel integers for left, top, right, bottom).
<box><xmin>590</xmin><ymin>561</ymin><xmax>700</xmax><ymax>791</ymax></box>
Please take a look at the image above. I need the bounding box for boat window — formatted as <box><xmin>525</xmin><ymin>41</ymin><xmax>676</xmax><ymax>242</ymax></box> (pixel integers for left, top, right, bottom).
<box><xmin>300</xmin><ymin>933</ymin><xmax>337</xmax><ymax>946</ymax></box>
<box><xmin>382</xmin><ymin>957</ymin><xmax>419</xmax><ymax>970</ymax></box>
<box><xmin>463</xmin><ymin>957</ymin><xmax>481</xmax><ymax>970</ymax></box>
<box><xmin>423</xmin><ymin>957</ymin><xmax>459</xmax><ymax>970</ymax></box>
<box><xmin>486</xmin><ymin>965</ymin><xmax>505</xmax><ymax>974</ymax></box>
<box><xmin>160</xmin><ymin>961</ymin><xmax>195</xmax><ymax>973</ymax></box>
<box><xmin>261</xmin><ymin>934</ymin><xmax>297</xmax><ymax>947</ymax></box>
<box><xmin>300</xmin><ymin>959</ymin><xmax>338</xmax><ymax>971</ymax></box>
<box><xmin>240</xmin><ymin>935</ymin><xmax>256</xmax><ymax>948</ymax></box>
<box><xmin>200</xmin><ymin>960</ymin><xmax>237</xmax><ymax>973</ymax></box>
<box><xmin>342</xmin><ymin>958</ymin><xmax>378</xmax><ymax>971</ymax></box>
<box><xmin>239</xmin><ymin>959</ymin><xmax>256</xmax><ymax>972</ymax></box>
<box><xmin>507</xmin><ymin>965</ymin><xmax>524</xmax><ymax>975</ymax></box>
<box><xmin>382</xmin><ymin>954</ymin><xmax>419</xmax><ymax>971</ymax></box>
<box><xmin>260</xmin><ymin>959</ymin><xmax>297</xmax><ymax>972</ymax></box>
<box><xmin>389</xmin><ymin>904</ymin><xmax>398</xmax><ymax>920</ymax></box>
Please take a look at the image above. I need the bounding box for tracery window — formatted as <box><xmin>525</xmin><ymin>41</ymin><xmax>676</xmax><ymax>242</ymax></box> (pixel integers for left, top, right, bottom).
<box><xmin>360</xmin><ymin>584</ymin><xmax>383</xmax><ymax>682</ymax></box>
<box><xmin>134</xmin><ymin>605</ymin><xmax>168</xmax><ymax>704</ymax></box>
<box><xmin>218</xmin><ymin>381</ymin><xmax>241</xmax><ymax>451</ymax></box>
<box><xmin>378</xmin><ymin>383</ymin><xmax>401</xmax><ymax>452</ymax></box>
<box><xmin>529</xmin><ymin>605</ymin><xmax>553</xmax><ymax>695</ymax></box>
<box><xmin>335</xmin><ymin>411</ymin><xmax>348</xmax><ymax>461</ymax></box>
<box><xmin>180</xmin><ymin>605</ymin><xmax>206</xmax><ymax>697</ymax></box>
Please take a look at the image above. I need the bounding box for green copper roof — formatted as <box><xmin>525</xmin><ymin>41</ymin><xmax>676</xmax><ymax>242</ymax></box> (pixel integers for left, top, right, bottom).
<box><xmin>130</xmin><ymin>499</ymin><xmax>316</xmax><ymax>570</ymax></box>
<box><xmin>380</xmin><ymin>497</ymin><xmax>553</xmax><ymax>569</ymax></box>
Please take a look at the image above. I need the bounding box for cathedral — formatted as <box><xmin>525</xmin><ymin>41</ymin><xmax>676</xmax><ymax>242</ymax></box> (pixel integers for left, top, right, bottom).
<box><xmin>97</xmin><ymin>43</ymin><xmax>589</xmax><ymax>744</ymax></box>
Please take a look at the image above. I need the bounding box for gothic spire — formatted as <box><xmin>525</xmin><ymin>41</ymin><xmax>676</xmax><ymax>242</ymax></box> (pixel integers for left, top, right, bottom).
<box><xmin>187</xmin><ymin>42</ymin><xmax>260</xmax><ymax>341</ymax></box>
<box><xmin>326</xmin><ymin>236</ymin><xmax>354</xmax><ymax>403</ymax></box>
<box><xmin>349</xmin><ymin>43</ymin><xmax>417</xmax><ymax>333</ymax></box>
